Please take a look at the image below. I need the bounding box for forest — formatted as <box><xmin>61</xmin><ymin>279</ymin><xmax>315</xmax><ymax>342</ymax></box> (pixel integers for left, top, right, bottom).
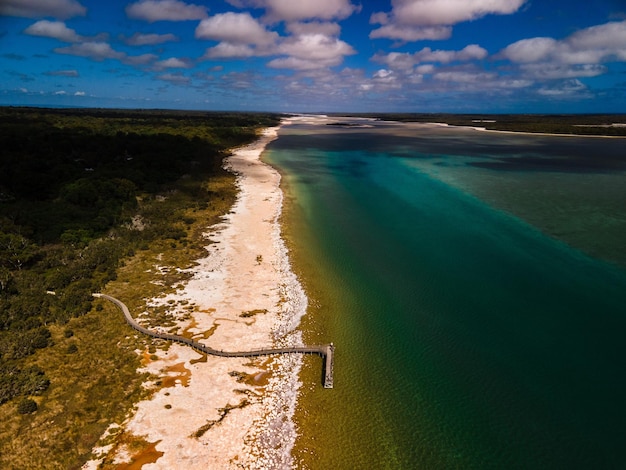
<box><xmin>344</xmin><ymin>113</ymin><xmax>626</xmax><ymax>136</ymax></box>
<box><xmin>0</xmin><ymin>106</ymin><xmax>280</xmax><ymax>468</ymax></box>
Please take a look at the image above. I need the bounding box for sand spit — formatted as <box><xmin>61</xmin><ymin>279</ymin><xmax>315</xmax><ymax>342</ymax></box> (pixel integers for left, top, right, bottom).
<box><xmin>84</xmin><ymin>126</ymin><xmax>308</xmax><ymax>469</ymax></box>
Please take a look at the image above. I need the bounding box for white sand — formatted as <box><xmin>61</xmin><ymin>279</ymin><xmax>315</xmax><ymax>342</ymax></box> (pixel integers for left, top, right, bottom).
<box><xmin>84</xmin><ymin>125</ymin><xmax>308</xmax><ymax>469</ymax></box>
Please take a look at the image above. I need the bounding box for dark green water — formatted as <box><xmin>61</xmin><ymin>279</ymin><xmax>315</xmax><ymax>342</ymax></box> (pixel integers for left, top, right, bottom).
<box><xmin>265</xmin><ymin>120</ymin><xmax>626</xmax><ymax>469</ymax></box>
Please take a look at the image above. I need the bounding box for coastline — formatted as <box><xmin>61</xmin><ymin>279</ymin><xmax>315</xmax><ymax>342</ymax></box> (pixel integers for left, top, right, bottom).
<box><xmin>418</xmin><ymin>121</ymin><xmax>626</xmax><ymax>139</ymax></box>
<box><xmin>84</xmin><ymin>125</ymin><xmax>308</xmax><ymax>469</ymax></box>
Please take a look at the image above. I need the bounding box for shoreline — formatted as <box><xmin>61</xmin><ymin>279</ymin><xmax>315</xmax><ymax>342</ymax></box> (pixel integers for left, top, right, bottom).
<box><xmin>408</xmin><ymin>121</ymin><xmax>626</xmax><ymax>139</ymax></box>
<box><xmin>84</xmin><ymin>125</ymin><xmax>308</xmax><ymax>469</ymax></box>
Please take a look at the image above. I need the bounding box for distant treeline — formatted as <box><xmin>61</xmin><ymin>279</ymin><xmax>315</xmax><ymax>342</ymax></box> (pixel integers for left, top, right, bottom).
<box><xmin>339</xmin><ymin>113</ymin><xmax>626</xmax><ymax>136</ymax></box>
<box><xmin>0</xmin><ymin>106</ymin><xmax>281</xmax><ymax>406</ymax></box>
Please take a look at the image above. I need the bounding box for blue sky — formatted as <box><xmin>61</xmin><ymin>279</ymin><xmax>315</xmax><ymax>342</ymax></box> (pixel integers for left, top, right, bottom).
<box><xmin>1</xmin><ymin>0</ymin><xmax>626</xmax><ymax>112</ymax></box>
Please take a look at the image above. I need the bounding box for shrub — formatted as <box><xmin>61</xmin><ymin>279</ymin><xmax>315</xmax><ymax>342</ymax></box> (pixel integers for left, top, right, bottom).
<box><xmin>17</xmin><ymin>398</ymin><xmax>37</xmax><ymax>415</ymax></box>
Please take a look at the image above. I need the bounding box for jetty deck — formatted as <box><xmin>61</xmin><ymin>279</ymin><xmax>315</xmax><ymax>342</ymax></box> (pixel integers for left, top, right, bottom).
<box><xmin>94</xmin><ymin>293</ymin><xmax>334</xmax><ymax>388</ymax></box>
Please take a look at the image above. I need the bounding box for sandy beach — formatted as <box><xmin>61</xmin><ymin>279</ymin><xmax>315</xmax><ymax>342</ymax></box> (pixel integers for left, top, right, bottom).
<box><xmin>84</xmin><ymin>124</ymin><xmax>308</xmax><ymax>469</ymax></box>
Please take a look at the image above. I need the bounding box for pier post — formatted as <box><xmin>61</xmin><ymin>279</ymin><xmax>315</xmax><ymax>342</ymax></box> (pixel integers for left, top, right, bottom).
<box><xmin>323</xmin><ymin>343</ymin><xmax>334</xmax><ymax>389</ymax></box>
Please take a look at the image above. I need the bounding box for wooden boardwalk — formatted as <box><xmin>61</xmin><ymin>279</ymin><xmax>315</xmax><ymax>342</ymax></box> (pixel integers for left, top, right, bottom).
<box><xmin>94</xmin><ymin>293</ymin><xmax>334</xmax><ymax>388</ymax></box>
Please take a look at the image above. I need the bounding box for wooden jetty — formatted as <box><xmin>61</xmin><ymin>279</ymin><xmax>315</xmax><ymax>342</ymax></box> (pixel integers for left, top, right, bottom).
<box><xmin>94</xmin><ymin>293</ymin><xmax>334</xmax><ymax>388</ymax></box>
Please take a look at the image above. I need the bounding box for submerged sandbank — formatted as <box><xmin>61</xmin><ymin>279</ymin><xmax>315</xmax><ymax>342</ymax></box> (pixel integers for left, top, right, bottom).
<box><xmin>84</xmin><ymin>125</ymin><xmax>308</xmax><ymax>469</ymax></box>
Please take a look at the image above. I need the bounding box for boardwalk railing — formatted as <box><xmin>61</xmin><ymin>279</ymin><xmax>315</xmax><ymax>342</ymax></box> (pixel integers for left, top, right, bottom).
<box><xmin>93</xmin><ymin>293</ymin><xmax>334</xmax><ymax>388</ymax></box>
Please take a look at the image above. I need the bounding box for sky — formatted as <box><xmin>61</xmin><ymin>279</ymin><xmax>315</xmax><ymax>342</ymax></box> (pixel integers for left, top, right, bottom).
<box><xmin>1</xmin><ymin>0</ymin><xmax>626</xmax><ymax>113</ymax></box>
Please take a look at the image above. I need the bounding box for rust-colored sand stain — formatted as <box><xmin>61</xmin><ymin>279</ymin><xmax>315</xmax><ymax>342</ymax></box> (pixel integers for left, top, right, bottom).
<box><xmin>115</xmin><ymin>441</ymin><xmax>164</xmax><ymax>470</ymax></box>
<box><xmin>251</xmin><ymin>371</ymin><xmax>271</xmax><ymax>386</ymax></box>
<box><xmin>190</xmin><ymin>354</ymin><xmax>207</xmax><ymax>365</ymax></box>
<box><xmin>140</xmin><ymin>349</ymin><xmax>152</xmax><ymax>366</ymax></box>
<box><xmin>161</xmin><ymin>361</ymin><xmax>191</xmax><ymax>388</ymax></box>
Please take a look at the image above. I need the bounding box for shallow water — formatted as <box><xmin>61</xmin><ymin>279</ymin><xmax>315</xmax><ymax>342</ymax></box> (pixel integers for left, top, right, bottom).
<box><xmin>266</xmin><ymin>120</ymin><xmax>626</xmax><ymax>469</ymax></box>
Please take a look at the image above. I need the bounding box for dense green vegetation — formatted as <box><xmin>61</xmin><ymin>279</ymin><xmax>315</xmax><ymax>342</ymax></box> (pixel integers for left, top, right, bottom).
<box><xmin>340</xmin><ymin>113</ymin><xmax>626</xmax><ymax>136</ymax></box>
<box><xmin>0</xmin><ymin>106</ymin><xmax>280</xmax><ymax>468</ymax></box>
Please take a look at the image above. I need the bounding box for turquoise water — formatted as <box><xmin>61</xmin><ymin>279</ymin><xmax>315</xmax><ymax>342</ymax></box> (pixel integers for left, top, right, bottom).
<box><xmin>266</xmin><ymin>121</ymin><xmax>626</xmax><ymax>469</ymax></box>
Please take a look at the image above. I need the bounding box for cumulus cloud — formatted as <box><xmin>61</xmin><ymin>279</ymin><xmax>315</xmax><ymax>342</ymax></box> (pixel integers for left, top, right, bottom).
<box><xmin>156</xmin><ymin>72</ymin><xmax>191</xmax><ymax>85</ymax></box>
<box><xmin>386</xmin><ymin>0</ymin><xmax>525</xmax><ymax>26</ymax></box>
<box><xmin>227</xmin><ymin>0</ymin><xmax>358</xmax><ymax>22</ymax></box>
<box><xmin>126</xmin><ymin>0</ymin><xmax>208</xmax><ymax>22</ymax></box>
<box><xmin>268</xmin><ymin>32</ymin><xmax>355</xmax><ymax>70</ymax></box>
<box><xmin>502</xmin><ymin>21</ymin><xmax>626</xmax><ymax>64</ymax></box>
<box><xmin>418</xmin><ymin>44</ymin><xmax>488</xmax><ymax>62</ymax></box>
<box><xmin>501</xmin><ymin>20</ymin><xmax>626</xmax><ymax>79</ymax></box>
<box><xmin>0</xmin><ymin>0</ymin><xmax>86</xmax><ymax>19</ymax></box>
<box><xmin>74</xmin><ymin>91</ymin><xmax>85</xmax><ymax>96</ymax></box>
<box><xmin>55</xmin><ymin>41</ymin><xmax>125</xmax><ymax>61</ymax></box>
<box><xmin>202</xmin><ymin>43</ymin><xmax>256</xmax><ymax>59</ymax></box>
<box><xmin>195</xmin><ymin>12</ymin><xmax>278</xmax><ymax>46</ymax></box>
<box><xmin>371</xmin><ymin>0</ymin><xmax>526</xmax><ymax>42</ymax></box>
<box><xmin>373</xmin><ymin>45</ymin><xmax>488</xmax><ymax>71</ymax></box>
<box><xmin>286</xmin><ymin>21</ymin><xmax>341</xmax><ymax>37</ymax></box>
<box><xmin>370</xmin><ymin>24</ymin><xmax>451</xmax><ymax>41</ymax></box>
<box><xmin>54</xmin><ymin>41</ymin><xmax>157</xmax><ymax>67</ymax></box>
<box><xmin>501</xmin><ymin>37</ymin><xmax>558</xmax><ymax>63</ymax></box>
<box><xmin>154</xmin><ymin>57</ymin><xmax>193</xmax><ymax>69</ymax></box>
<box><xmin>520</xmin><ymin>63</ymin><xmax>607</xmax><ymax>79</ymax></box>
<box><xmin>537</xmin><ymin>79</ymin><xmax>590</xmax><ymax>97</ymax></box>
<box><xmin>370</xmin><ymin>69</ymin><xmax>403</xmax><ymax>89</ymax></box>
<box><xmin>123</xmin><ymin>32</ymin><xmax>178</xmax><ymax>45</ymax></box>
<box><xmin>24</xmin><ymin>20</ymin><xmax>82</xmax><ymax>42</ymax></box>
<box><xmin>434</xmin><ymin>70</ymin><xmax>496</xmax><ymax>83</ymax></box>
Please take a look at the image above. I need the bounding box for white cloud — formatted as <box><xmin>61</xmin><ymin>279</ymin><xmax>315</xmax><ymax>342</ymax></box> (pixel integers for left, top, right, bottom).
<box><xmin>264</xmin><ymin>0</ymin><xmax>358</xmax><ymax>22</ymax></box>
<box><xmin>269</xmin><ymin>32</ymin><xmax>355</xmax><ymax>70</ymax></box>
<box><xmin>154</xmin><ymin>57</ymin><xmax>193</xmax><ymax>69</ymax></box>
<box><xmin>157</xmin><ymin>73</ymin><xmax>191</xmax><ymax>85</ymax></box>
<box><xmin>371</xmin><ymin>69</ymin><xmax>402</xmax><ymax>89</ymax></box>
<box><xmin>373</xmin><ymin>45</ymin><xmax>488</xmax><ymax>70</ymax></box>
<box><xmin>500</xmin><ymin>37</ymin><xmax>557</xmax><ymax>63</ymax></box>
<box><xmin>278</xmin><ymin>33</ymin><xmax>354</xmax><ymax>61</ymax></box>
<box><xmin>415</xmin><ymin>64</ymin><xmax>435</xmax><ymax>74</ymax></box>
<box><xmin>502</xmin><ymin>21</ymin><xmax>626</xmax><ymax>65</ymax></box>
<box><xmin>371</xmin><ymin>0</ymin><xmax>526</xmax><ymax>42</ymax></box>
<box><xmin>126</xmin><ymin>0</ymin><xmax>208</xmax><ymax>22</ymax></box>
<box><xmin>55</xmin><ymin>41</ymin><xmax>125</xmax><ymax>61</ymax></box>
<box><xmin>537</xmin><ymin>79</ymin><xmax>590</xmax><ymax>97</ymax></box>
<box><xmin>286</xmin><ymin>21</ymin><xmax>341</xmax><ymax>37</ymax></box>
<box><xmin>24</xmin><ymin>20</ymin><xmax>82</xmax><ymax>42</ymax></box>
<box><xmin>500</xmin><ymin>21</ymin><xmax>626</xmax><ymax>80</ymax></box>
<box><xmin>74</xmin><ymin>91</ymin><xmax>85</xmax><ymax>96</ymax></box>
<box><xmin>54</xmin><ymin>90</ymin><xmax>67</xmax><ymax>95</ymax></box>
<box><xmin>53</xmin><ymin>41</ymin><xmax>157</xmax><ymax>67</ymax></box>
<box><xmin>416</xmin><ymin>44</ymin><xmax>487</xmax><ymax>62</ymax></box>
<box><xmin>389</xmin><ymin>0</ymin><xmax>525</xmax><ymax>26</ymax></box>
<box><xmin>369</xmin><ymin>24</ymin><xmax>451</xmax><ymax>41</ymax></box>
<box><xmin>228</xmin><ymin>0</ymin><xmax>358</xmax><ymax>22</ymax></box>
<box><xmin>202</xmin><ymin>43</ymin><xmax>256</xmax><ymax>59</ymax></box>
<box><xmin>124</xmin><ymin>32</ymin><xmax>178</xmax><ymax>45</ymax></box>
<box><xmin>521</xmin><ymin>63</ymin><xmax>607</xmax><ymax>79</ymax></box>
<box><xmin>0</xmin><ymin>0</ymin><xmax>86</xmax><ymax>19</ymax></box>
<box><xmin>267</xmin><ymin>56</ymin><xmax>321</xmax><ymax>70</ymax></box>
<box><xmin>195</xmin><ymin>12</ymin><xmax>278</xmax><ymax>46</ymax></box>
<box><xmin>434</xmin><ymin>70</ymin><xmax>496</xmax><ymax>83</ymax></box>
